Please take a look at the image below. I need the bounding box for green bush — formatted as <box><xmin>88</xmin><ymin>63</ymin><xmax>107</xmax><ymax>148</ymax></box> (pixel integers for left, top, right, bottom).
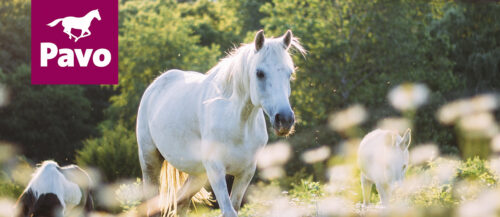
<box><xmin>455</xmin><ymin>157</ymin><xmax>497</xmax><ymax>186</ymax></box>
<box><xmin>76</xmin><ymin>124</ymin><xmax>141</xmax><ymax>182</ymax></box>
<box><xmin>0</xmin><ymin>172</ymin><xmax>23</xmax><ymax>199</ymax></box>
<box><xmin>288</xmin><ymin>177</ymin><xmax>324</xmax><ymax>202</ymax></box>
<box><xmin>407</xmin><ymin>157</ymin><xmax>497</xmax><ymax>208</ymax></box>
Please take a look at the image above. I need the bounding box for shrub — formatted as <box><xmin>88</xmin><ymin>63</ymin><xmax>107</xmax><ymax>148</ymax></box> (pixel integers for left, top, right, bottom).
<box><xmin>0</xmin><ymin>171</ymin><xmax>23</xmax><ymax>199</ymax></box>
<box><xmin>76</xmin><ymin>124</ymin><xmax>141</xmax><ymax>182</ymax></box>
<box><xmin>455</xmin><ymin>157</ymin><xmax>497</xmax><ymax>186</ymax></box>
<box><xmin>289</xmin><ymin>177</ymin><xmax>324</xmax><ymax>202</ymax></box>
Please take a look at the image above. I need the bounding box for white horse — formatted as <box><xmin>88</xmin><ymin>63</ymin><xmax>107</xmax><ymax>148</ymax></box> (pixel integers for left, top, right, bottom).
<box><xmin>137</xmin><ymin>30</ymin><xmax>305</xmax><ymax>217</ymax></box>
<box><xmin>15</xmin><ymin>161</ymin><xmax>93</xmax><ymax>217</ymax></box>
<box><xmin>47</xmin><ymin>9</ymin><xmax>101</xmax><ymax>42</ymax></box>
<box><xmin>358</xmin><ymin>128</ymin><xmax>411</xmax><ymax>206</ymax></box>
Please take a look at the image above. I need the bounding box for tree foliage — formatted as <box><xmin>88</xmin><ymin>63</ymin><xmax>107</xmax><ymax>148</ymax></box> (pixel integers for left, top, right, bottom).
<box><xmin>1</xmin><ymin>0</ymin><xmax>499</xmax><ymax>182</ymax></box>
<box><xmin>76</xmin><ymin>124</ymin><xmax>140</xmax><ymax>182</ymax></box>
<box><xmin>0</xmin><ymin>65</ymin><xmax>94</xmax><ymax>163</ymax></box>
<box><xmin>0</xmin><ymin>0</ymin><xmax>112</xmax><ymax>163</ymax></box>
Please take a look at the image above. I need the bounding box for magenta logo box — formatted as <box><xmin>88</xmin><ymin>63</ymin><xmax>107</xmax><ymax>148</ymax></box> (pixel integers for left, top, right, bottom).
<box><xmin>31</xmin><ymin>0</ymin><xmax>118</xmax><ymax>84</ymax></box>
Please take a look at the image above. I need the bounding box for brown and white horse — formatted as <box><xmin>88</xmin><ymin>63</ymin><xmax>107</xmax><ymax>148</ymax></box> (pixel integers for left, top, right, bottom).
<box><xmin>15</xmin><ymin>161</ymin><xmax>93</xmax><ymax>217</ymax></box>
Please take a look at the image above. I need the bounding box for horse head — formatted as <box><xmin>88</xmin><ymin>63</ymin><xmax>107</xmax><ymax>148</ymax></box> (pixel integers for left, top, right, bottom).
<box><xmin>91</xmin><ymin>9</ymin><xmax>101</xmax><ymax>21</ymax></box>
<box><xmin>249</xmin><ymin>30</ymin><xmax>305</xmax><ymax>136</ymax></box>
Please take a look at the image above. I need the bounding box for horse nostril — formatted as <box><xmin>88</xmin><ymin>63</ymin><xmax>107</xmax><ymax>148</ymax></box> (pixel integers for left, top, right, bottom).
<box><xmin>275</xmin><ymin>113</ymin><xmax>281</xmax><ymax>125</ymax></box>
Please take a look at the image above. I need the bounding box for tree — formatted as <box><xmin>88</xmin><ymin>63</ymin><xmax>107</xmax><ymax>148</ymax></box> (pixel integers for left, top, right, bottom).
<box><xmin>108</xmin><ymin>0</ymin><xmax>222</xmax><ymax>129</ymax></box>
<box><xmin>0</xmin><ymin>65</ymin><xmax>95</xmax><ymax>163</ymax></box>
<box><xmin>76</xmin><ymin>124</ymin><xmax>140</xmax><ymax>182</ymax></box>
<box><xmin>0</xmin><ymin>0</ymin><xmax>30</xmax><ymax>73</ymax></box>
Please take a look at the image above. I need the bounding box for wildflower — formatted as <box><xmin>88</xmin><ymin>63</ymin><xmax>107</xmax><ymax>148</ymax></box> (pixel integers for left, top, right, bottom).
<box><xmin>377</xmin><ymin>117</ymin><xmax>412</xmax><ymax>134</ymax></box>
<box><xmin>301</xmin><ymin>146</ymin><xmax>330</xmax><ymax>164</ymax></box>
<box><xmin>388</xmin><ymin>83</ymin><xmax>429</xmax><ymax>111</ymax></box>
<box><xmin>256</xmin><ymin>142</ymin><xmax>291</xmax><ymax>169</ymax></box>
<box><xmin>410</xmin><ymin>143</ymin><xmax>439</xmax><ymax>165</ymax></box>
<box><xmin>329</xmin><ymin>104</ymin><xmax>367</xmax><ymax>132</ymax></box>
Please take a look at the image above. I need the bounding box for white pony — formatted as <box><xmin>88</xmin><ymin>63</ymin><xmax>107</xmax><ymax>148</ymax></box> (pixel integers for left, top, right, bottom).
<box><xmin>47</xmin><ymin>9</ymin><xmax>101</xmax><ymax>42</ymax></box>
<box><xmin>15</xmin><ymin>161</ymin><xmax>93</xmax><ymax>217</ymax></box>
<box><xmin>358</xmin><ymin>128</ymin><xmax>411</xmax><ymax>206</ymax></box>
<box><xmin>137</xmin><ymin>30</ymin><xmax>305</xmax><ymax>217</ymax></box>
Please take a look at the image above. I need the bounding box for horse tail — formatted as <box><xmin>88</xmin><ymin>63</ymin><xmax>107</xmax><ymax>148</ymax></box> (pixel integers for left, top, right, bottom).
<box><xmin>159</xmin><ymin>160</ymin><xmax>213</xmax><ymax>217</ymax></box>
<box><xmin>47</xmin><ymin>18</ymin><xmax>63</xmax><ymax>27</ymax></box>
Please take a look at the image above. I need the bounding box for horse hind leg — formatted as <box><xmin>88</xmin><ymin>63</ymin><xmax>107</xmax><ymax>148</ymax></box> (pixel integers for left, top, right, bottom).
<box><xmin>138</xmin><ymin>138</ymin><xmax>163</xmax><ymax>217</ymax></box>
<box><xmin>176</xmin><ymin>174</ymin><xmax>210</xmax><ymax>217</ymax></box>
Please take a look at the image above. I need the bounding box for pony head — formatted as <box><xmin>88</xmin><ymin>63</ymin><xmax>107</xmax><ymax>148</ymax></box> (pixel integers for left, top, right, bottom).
<box><xmin>91</xmin><ymin>9</ymin><xmax>101</xmax><ymax>21</ymax></box>
<box><xmin>392</xmin><ymin>128</ymin><xmax>411</xmax><ymax>182</ymax></box>
<box><xmin>249</xmin><ymin>30</ymin><xmax>305</xmax><ymax>136</ymax></box>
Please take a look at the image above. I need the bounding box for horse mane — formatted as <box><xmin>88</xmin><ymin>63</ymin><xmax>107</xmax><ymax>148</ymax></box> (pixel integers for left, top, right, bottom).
<box><xmin>207</xmin><ymin>35</ymin><xmax>305</xmax><ymax>99</ymax></box>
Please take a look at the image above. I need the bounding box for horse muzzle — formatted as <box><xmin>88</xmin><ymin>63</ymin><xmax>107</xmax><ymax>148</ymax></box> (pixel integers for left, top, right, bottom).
<box><xmin>272</xmin><ymin>109</ymin><xmax>295</xmax><ymax>136</ymax></box>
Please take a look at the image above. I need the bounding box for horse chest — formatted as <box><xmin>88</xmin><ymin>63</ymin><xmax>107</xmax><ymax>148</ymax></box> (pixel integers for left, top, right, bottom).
<box><xmin>218</xmin><ymin>131</ymin><xmax>267</xmax><ymax>174</ymax></box>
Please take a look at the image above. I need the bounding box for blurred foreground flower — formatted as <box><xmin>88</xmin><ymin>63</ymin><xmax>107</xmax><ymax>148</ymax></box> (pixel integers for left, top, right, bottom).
<box><xmin>458</xmin><ymin>112</ymin><xmax>499</xmax><ymax>137</ymax></box>
<box><xmin>96</xmin><ymin>183</ymin><xmax>122</xmax><ymax>210</ymax></box>
<box><xmin>388</xmin><ymin>83</ymin><xmax>429</xmax><ymax>111</ymax></box>
<box><xmin>410</xmin><ymin>143</ymin><xmax>439</xmax><ymax>165</ymax></box>
<box><xmin>491</xmin><ymin>134</ymin><xmax>500</xmax><ymax>153</ymax></box>
<box><xmin>377</xmin><ymin>117</ymin><xmax>412</xmax><ymax>135</ymax></box>
<box><xmin>115</xmin><ymin>179</ymin><xmax>143</xmax><ymax>211</ymax></box>
<box><xmin>329</xmin><ymin>104</ymin><xmax>367</xmax><ymax>132</ymax></box>
<box><xmin>326</xmin><ymin>165</ymin><xmax>355</xmax><ymax>194</ymax></box>
<box><xmin>438</xmin><ymin>94</ymin><xmax>498</xmax><ymax>125</ymax></box>
<box><xmin>256</xmin><ymin>142</ymin><xmax>291</xmax><ymax>169</ymax></box>
<box><xmin>317</xmin><ymin>197</ymin><xmax>353</xmax><ymax>216</ymax></box>
<box><xmin>260</xmin><ymin>166</ymin><xmax>286</xmax><ymax>180</ymax></box>
<box><xmin>433</xmin><ymin>158</ymin><xmax>459</xmax><ymax>184</ymax></box>
<box><xmin>0</xmin><ymin>198</ymin><xmax>15</xmax><ymax>217</ymax></box>
<box><xmin>458</xmin><ymin>189</ymin><xmax>500</xmax><ymax>217</ymax></box>
<box><xmin>489</xmin><ymin>157</ymin><xmax>500</xmax><ymax>177</ymax></box>
<box><xmin>257</xmin><ymin>142</ymin><xmax>291</xmax><ymax>180</ymax></box>
<box><xmin>301</xmin><ymin>146</ymin><xmax>330</xmax><ymax>164</ymax></box>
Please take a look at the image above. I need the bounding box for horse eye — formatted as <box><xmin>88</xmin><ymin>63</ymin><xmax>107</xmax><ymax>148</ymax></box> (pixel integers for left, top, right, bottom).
<box><xmin>256</xmin><ymin>70</ymin><xmax>265</xmax><ymax>79</ymax></box>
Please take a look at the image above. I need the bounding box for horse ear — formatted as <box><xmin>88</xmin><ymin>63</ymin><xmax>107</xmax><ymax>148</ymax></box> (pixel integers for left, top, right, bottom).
<box><xmin>400</xmin><ymin>128</ymin><xmax>411</xmax><ymax>150</ymax></box>
<box><xmin>254</xmin><ymin>30</ymin><xmax>265</xmax><ymax>52</ymax></box>
<box><xmin>283</xmin><ymin>30</ymin><xmax>293</xmax><ymax>49</ymax></box>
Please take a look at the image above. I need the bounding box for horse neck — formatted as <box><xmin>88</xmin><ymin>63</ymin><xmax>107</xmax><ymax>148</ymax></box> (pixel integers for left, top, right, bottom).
<box><xmin>86</xmin><ymin>12</ymin><xmax>97</xmax><ymax>20</ymax></box>
<box><xmin>231</xmin><ymin>92</ymin><xmax>260</xmax><ymax>126</ymax></box>
<box><xmin>208</xmin><ymin>45</ymin><xmax>263</xmax><ymax>125</ymax></box>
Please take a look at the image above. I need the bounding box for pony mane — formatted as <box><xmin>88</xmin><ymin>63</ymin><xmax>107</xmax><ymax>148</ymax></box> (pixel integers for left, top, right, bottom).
<box><xmin>207</xmin><ymin>35</ymin><xmax>305</xmax><ymax>99</ymax></box>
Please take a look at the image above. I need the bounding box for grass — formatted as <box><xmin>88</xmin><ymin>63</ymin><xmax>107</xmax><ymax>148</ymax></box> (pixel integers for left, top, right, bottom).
<box><xmin>87</xmin><ymin>156</ymin><xmax>498</xmax><ymax>217</ymax></box>
<box><xmin>1</xmin><ymin>152</ymin><xmax>498</xmax><ymax>217</ymax></box>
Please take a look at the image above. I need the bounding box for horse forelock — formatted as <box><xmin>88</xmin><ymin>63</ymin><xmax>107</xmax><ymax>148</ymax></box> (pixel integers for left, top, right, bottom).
<box><xmin>209</xmin><ymin>35</ymin><xmax>304</xmax><ymax>99</ymax></box>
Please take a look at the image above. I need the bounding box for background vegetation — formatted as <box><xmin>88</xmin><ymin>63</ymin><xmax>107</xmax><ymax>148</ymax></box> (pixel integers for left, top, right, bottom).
<box><xmin>0</xmin><ymin>0</ymin><xmax>499</xmax><ymax>216</ymax></box>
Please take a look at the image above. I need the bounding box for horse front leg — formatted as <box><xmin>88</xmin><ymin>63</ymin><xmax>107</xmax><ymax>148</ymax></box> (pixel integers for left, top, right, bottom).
<box><xmin>76</xmin><ymin>29</ymin><xmax>91</xmax><ymax>42</ymax></box>
<box><xmin>63</xmin><ymin>28</ymin><xmax>78</xmax><ymax>40</ymax></box>
<box><xmin>230</xmin><ymin>165</ymin><xmax>255</xmax><ymax>211</ymax></box>
<box><xmin>204</xmin><ymin>161</ymin><xmax>237</xmax><ymax>217</ymax></box>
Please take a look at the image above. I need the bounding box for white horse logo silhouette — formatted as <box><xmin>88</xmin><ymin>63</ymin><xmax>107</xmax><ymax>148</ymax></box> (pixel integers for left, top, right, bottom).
<box><xmin>47</xmin><ymin>9</ymin><xmax>101</xmax><ymax>42</ymax></box>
